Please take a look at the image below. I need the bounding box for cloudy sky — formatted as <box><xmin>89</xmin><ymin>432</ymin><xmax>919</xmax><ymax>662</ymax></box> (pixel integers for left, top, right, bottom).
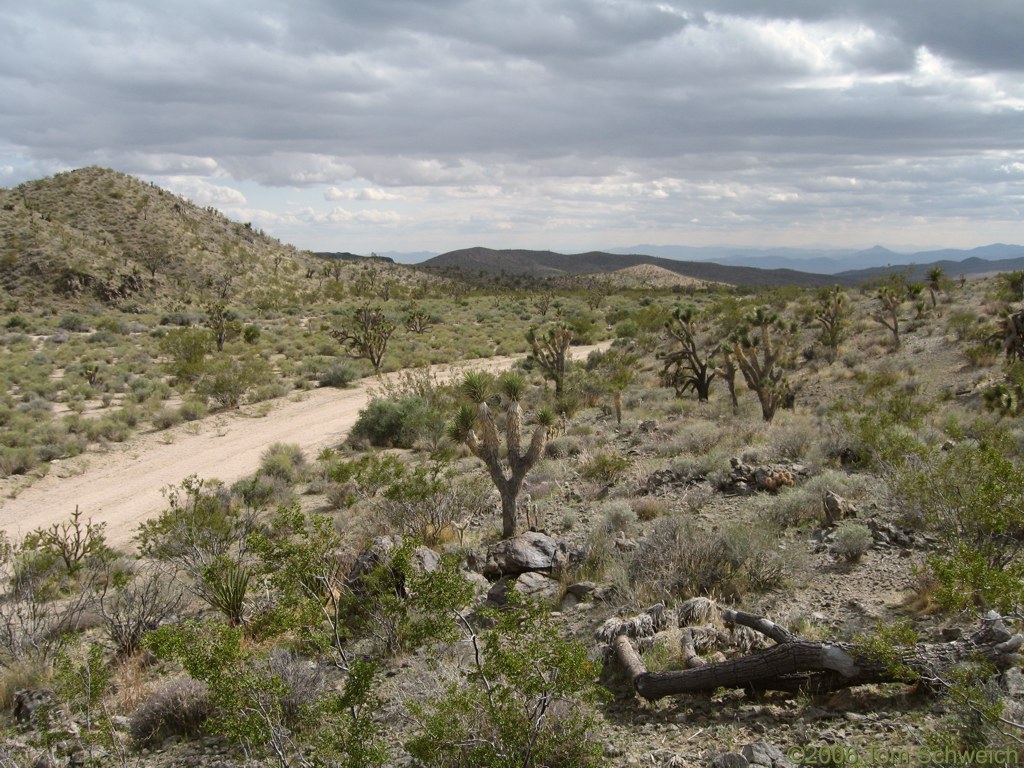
<box><xmin>1</xmin><ymin>1</ymin><xmax>1022</xmax><ymax>255</ymax></box>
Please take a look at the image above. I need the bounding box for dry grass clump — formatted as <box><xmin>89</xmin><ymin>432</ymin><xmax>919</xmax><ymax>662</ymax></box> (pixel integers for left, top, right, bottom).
<box><xmin>129</xmin><ymin>675</ymin><xmax>211</xmax><ymax>746</ymax></box>
<box><xmin>631</xmin><ymin>496</ymin><xmax>669</xmax><ymax>521</ymax></box>
<box><xmin>764</xmin><ymin>412</ymin><xmax>822</xmax><ymax>463</ymax></box>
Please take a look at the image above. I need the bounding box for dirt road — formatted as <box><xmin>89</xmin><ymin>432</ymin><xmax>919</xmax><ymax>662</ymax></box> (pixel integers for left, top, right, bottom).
<box><xmin>0</xmin><ymin>344</ymin><xmax>611</xmax><ymax>550</ymax></box>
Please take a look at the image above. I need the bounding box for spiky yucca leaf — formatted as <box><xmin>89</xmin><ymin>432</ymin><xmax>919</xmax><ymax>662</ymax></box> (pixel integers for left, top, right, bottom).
<box><xmin>461</xmin><ymin>371</ymin><xmax>492</xmax><ymax>404</ymax></box>
<box><xmin>498</xmin><ymin>371</ymin><xmax>527</xmax><ymax>402</ymax></box>
<box><xmin>448</xmin><ymin>404</ymin><xmax>477</xmax><ymax>442</ymax></box>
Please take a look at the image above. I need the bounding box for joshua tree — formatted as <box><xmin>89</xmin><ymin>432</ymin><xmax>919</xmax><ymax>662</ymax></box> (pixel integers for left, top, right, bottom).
<box><xmin>330</xmin><ymin>305</ymin><xmax>397</xmax><ymax>371</ymax></box>
<box><xmin>926</xmin><ymin>266</ymin><xmax>945</xmax><ymax>309</ymax></box>
<box><xmin>449</xmin><ymin>372</ymin><xmax>554</xmax><ymax>538</ymax></box>
<box><xmin>526</xmin><ymin>323</ymin><xmax>574</xmax><ymax>396</ymax></box>
<box><xmin>403</xmin><ymin>302</ymin><xmax>433</xmax><ymax>334</ymax></box>
<box><xmin>716</xmin><ymin>343</ymin><xmax>740</xmax><ymax>416</ymax></box>
<box><xmin>730</xmin><ymin>308</ymin><xmax>796</xmax><ymax>422</ymax></box>
<box><xmin>586</xmin><ymin>347</ymin><xmax>639</xmax><ymax>424</ymax></box>
<box><xmin>814</xmin><ymin>285</ymin><xmax>847</xmax><ymax>362</ymax></box>
<box><xmin>660</xmin><ymin>306</ymin><xmax>717</xmax><ymax>401</ymax></box>
<box><xmin>874</xmin><ymin>279</ymin><xmax>907</xmax><ymax>350</ymax></box>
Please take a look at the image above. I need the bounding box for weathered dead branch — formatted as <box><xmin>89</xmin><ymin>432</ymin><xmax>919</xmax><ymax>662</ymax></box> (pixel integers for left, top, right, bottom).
<box><xmin>601</xmin><ymin>607</ymin><xmax>1023</xmax><ymax>700</ymax></box>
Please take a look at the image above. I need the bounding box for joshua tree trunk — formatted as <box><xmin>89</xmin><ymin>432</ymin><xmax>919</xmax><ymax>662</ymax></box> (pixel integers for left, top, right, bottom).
<box><xmin>607</xmin><ymin>609</ymin><xmax>1022</xmax><ymax>700</ymax></box>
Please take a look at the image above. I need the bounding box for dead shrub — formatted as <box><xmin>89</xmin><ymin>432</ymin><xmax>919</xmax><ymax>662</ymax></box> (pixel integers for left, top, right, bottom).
<box><xmin>129</xmin><ymin>675</ymin><xmax>211</xmax><ymax>746</ymax></box>
<box><xmin>267</xmin><ymin>649</ymin><xmax>326</xmax><ymax>726</ymax></box>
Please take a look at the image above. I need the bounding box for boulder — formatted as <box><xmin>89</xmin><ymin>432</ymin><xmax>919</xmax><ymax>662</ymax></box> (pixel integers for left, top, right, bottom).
<box><xmin>348</xmin><ymin>535</ymin><xmax>440</xmax><ymax>582</ymax></box>
<box><xmin>483</xmin><ymin>531</ymin><xmax>559</xmax><ymax>578</ymax></box>
<box><xmin>487</xmin><ymin>572</ymin><xmax>562</xmax><ymax>605</ymax></box>
<box><xmin>822</xmin><ymin>490</ymin><xmax>856</xmax><ymax>526</ymax></box>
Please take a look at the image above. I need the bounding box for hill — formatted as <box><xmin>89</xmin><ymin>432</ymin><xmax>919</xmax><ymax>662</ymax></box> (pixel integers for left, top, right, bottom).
<box><xmin>602</xmin><ymin>263</ymin><xmax>713</xmax><ymax>289</ymax></box>
<box><xmin>421</xmin><ymin>246</ymin><xmax>844</xmax><ymax>288</ymax></box>
<box><xmin>0</xmin><ymin>167</ymin><xmax>321</xmax><ymax>310</ymax></box>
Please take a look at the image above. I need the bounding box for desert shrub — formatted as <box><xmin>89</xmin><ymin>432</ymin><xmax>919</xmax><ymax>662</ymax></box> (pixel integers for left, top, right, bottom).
<box><xmin>629</xmin><ymin>517</ymin><xmax>737</xmax><ymax>602</ymax></box>
<box><xmin>196</xmin><ymin>354</ymin><xmax>272</xmax><ymax>410</ymax></box>
<box><xmin>378</xmin><ymin>461</ymin><xmax>492</xmax><ymax>545</ymax></box>
<box><xmin>319</xmin><ymin>360</ymin><xmax>360</xmax><ymax>388</ymax></box>
<box><xmin>0</xmin><ymin>446</ymin><xmax>39</xmax><ymax>476</ymax></box>
<box><xmin>832</xmin><ymin>522</ymin><xmax>874</xmax><ymax>562</ymax></box>
<box><xmin>3</xmin><ymin>315</ymin><xmax>30</xmax><ymax>330</ymax></box>
<box><xmin>98</xmin><ymin>566</ymin><xmax>185</xmax><ymax>658</ymax></box>
<box><xmin>765</xmin><ymin>414</ymin><xmax>820</xmax><ymax>461</ymax></box>
<box><xmin>259</xmin><ymin>442</ymin><xmax>307</xmax><ymax>484</ymax></box>
<box><xmin>58</xmin><ymin>314</ymin><xmax>89</xmax><ymax>332</ymax></box>
<box><xmin>248</xmin><ymin>380</ymin><xmax>292</xmax><ymax>403</ymax></box>
<box><xmin>755</xmin><ymin>485</ymin><xmax>819</xmax><ymax>528</ymax></box>
<box><xmin>21</xmin><ymin>506</ymin><xmax>113</xmax><ymax>577</ymax></box>
<box><xmin>159</xmin><ymin>327</ymin><xmax>211</xmax><ymax>384</ymax></box>
<box><xmin>151</xmin><ymin>406</ymin><xmax>182</xmax><ymax>430</ymax></box>
<box><xmin>580</xmin><ymin>451</ymin><xmax>630</xmax><ymax>484</ymax></box>
<box><xmin>341</xmin><ymin>539</ymin><xmax>474</xmax><ymax>656</ymax></box>
<box><xmin>598</xmin><ymin>499</ymin><xmax>637</xmax><ymax>534</ymax></box>
<box><xmin>946</xmin><ymin>309</ymin><xmax>980</xmax><ymax>341</ymax></box>
<box><xmin>130</xmin><ymin>675</ymin><xmax>212</xmax><ymax>746</ymax></box>
<box><xmin>892</xmin><ymin>442</ymin><xmax>1024</xmax><ymax>612</ymax></box>
<box><xmin>179</xmin><ymin>399</ymin><xmax>208</xmax><ymax>421</ymax></box>
<box><xmin>632</xmin><ymin>496</ymin><xmax>668</xmax><ymax>521</ymax></box>
<box><xmin>406</xmin><ymin>593</ymin><xmax>604</xmax><ymax>768</ymax></box>
<box><xmin>136</xmin><ymin>476</ymin><xmax>258</xmax><ymax>597</ymax></box>
<box><xmin>349</xmin><ymin>396</ymin><xmax>443</xmax><ymax>449</ymax></box>
<box><xmin>267</xmin><ymin>648</ymin><xmax>326</xmax><ymax>726</ymax></box>
<box><xmin>544</xmin><ymin>435</ymin><xmax>583</xmax><ymax>458</ymax></box>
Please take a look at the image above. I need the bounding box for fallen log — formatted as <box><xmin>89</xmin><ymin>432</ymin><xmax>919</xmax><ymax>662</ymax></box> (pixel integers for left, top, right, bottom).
<box><xmin>607</xmin><ymin>609</ymin><xmax>1023</xmax><ymax>700</ymax></box>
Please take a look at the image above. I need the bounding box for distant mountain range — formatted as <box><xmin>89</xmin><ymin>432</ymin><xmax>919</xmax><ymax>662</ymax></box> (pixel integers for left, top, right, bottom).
<box><xmin>417</xmin><ymin>244</ymin><xmax>1024</xmax><ymax>287</ymax></box>
<box><xmin>607</xmin><ymin>243</ymin><xmax>1024</xmax><ymax>276</ymax></box>
<box><xmin>420</xmin><ymin>247</ymin><xmax>843</xmax><ymax>288</ymax></box>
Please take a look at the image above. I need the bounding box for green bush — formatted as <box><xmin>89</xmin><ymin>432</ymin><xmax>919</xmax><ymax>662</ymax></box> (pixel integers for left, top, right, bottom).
<box><xmin>349</xmin><ymin>396</ymin><xmax>443</xmax><ymax>449</ymax></box>
<box><xmin>58</xmin><ymin>314</ymin><xmax>89</xmax><ymax>332</ymax></box>
<box><xmin>832</xmin><ymin>521</ymin><xmax>874</xmax><ymax>562</ymax></box>
<box><xmin>893</xmin><ymin>442</ymin><xmax>1024</xmax><ymax>612</ymax></box>
<box><xmin>259</xmin><ymin>442</ymin><xmax>307</xmax><ymax>484</ymax></box>
<box><xmin>580</xmin><ymin>451</ymin><xmax>630</xmax><ymax>484</ymax></box>
<box><xmin>319</xmin><ymin>360</ymin><xmax>360</xmax><ymax>388</ymax></box>
<box><xmin>195</xmin><ymin>354</ymin><xmax>272</xmax><ymax>410</ymax></box>
<box><xmin>406</xmin><ymin>593</ymin><xmax>605</xmax><ymax>768</ymax></box>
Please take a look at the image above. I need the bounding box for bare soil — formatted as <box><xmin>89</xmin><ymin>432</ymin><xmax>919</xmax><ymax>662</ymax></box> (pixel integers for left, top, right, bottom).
<box><xmin>0</xmin><ymin>344</ymin><xmax>610</xmax><ymax>549</ymax></box>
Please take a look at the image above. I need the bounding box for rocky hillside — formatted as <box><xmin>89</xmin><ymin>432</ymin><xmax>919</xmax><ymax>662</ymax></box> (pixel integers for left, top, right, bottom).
<box><xmin>0</xmin><ymin>167</ymin><xmax>320</xmax><ymax>310</ymax></box>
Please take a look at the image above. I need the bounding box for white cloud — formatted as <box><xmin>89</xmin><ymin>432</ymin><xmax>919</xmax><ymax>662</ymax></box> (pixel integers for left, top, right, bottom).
<box><xmin>324</xmin><ymin>186</ymin><xmax>401</xmax><ymax>201</ymax></box>
<box><xmin>158</xmin><ymin>176</ymin><xmax>247</xmax><ymax>207</ymax></box>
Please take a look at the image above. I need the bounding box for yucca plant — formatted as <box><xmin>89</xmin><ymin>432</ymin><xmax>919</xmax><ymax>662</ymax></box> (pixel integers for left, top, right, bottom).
<box><xmin>200</xmin><ymin>556</ymin><xmax>251</xmax><ymax>626</ymax></box>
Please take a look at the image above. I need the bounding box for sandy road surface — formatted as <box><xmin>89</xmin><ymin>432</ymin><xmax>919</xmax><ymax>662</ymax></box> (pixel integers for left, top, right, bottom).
<box><xmin>0</xmin><ymin>343</ymin><xmax>611</xmax><ymax>550</ymax></box>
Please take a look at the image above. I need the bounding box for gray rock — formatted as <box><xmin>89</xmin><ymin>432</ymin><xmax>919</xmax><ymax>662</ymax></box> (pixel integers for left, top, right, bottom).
<box><xmin>712</xmin><ymin>753</ymin><xmax>750</xmax><ymax>768</ymax></box>
<box><xmin>349</xmin><ymin>535</ymin><xmax>439</xmax><ymax>582</ymax></box>
<box><xmin>1005</xmin><ymin>667</ymin><xmax>1024</xmax><ymax>697</ymax></box>
<box><xmin>488</xmin><ymin>572</ymin><xmax>563</xmax><ymax>604</ymax></box>
<box><xmin>742</xmin><ymin>742</ymin><xmax>785</xmax><ymax>767</ymax></box>
<box><xmin>13</xmin><ymin>688</ymin><xmax>58</xmax><ymax>725</ymax></box>
<box><xmin>566</xmin><ymin>581</ymin><xmax>598</xmax><ymax>598</ymax></box>
<box><xmin>483</xmin><ymin>531</ymin><xmax>559</xmax><ymax>577</ymax></box>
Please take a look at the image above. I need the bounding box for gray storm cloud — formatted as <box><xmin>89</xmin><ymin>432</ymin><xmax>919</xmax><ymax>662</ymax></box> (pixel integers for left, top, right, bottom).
<box><xmin>0</xmin><ymin>0</ymin><xmax>1021</xmax><ymax>250</ymax></box>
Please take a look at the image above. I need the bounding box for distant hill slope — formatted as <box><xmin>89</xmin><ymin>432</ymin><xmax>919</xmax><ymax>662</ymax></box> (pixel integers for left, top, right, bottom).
<box><xmin>837</xmin><ymin>247</ymin><xmax>1024</xmax><ymax>283</ymax></box>
<box><xmin>422</xmin><ymin>247</ymin><xmax>843</xmax><ymax>288</ymax></box>
<box><xmin>603</xmin><ymin>264</ymin><xmax>713</xmax><ymax>289</ymax></box>
<box><xmin>610</xmin><ymin>243</ymin><xmax>1024</xmax><ymax>275</ymax></box>
<box><xmin>0</xmin><ymin>167</ymin><xmax>321</xmax><ymax>309</ymax></box>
